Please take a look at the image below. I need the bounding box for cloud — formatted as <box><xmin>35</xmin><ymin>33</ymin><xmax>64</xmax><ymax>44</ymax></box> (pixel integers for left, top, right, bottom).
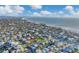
<box><xmin>30</xmin><ymin>5</ymin><xmax>42</xmax><ymax>10</ymax></box>
<box><xmin>31</xmin><ymin>10</ymin><xmax>53</xmax><ymax>17</ymax></box>
<box><xmin>14</xmin><ymin>6</ymin><xmax>24</xmax><ymax>14</ymax></box>
<box><xmin>65</xmin><ymin>6</ymin><xmax>79</xmax><ymax>17</ymax></box>
<box><xmin>0</xmin><ymin>5</ymin><xmax>24</xmax><ymax>16</ymax></box>
<box><xmin>65</xmin><ymin>6</ymin><xmax>74</xmax><ymax>13</ymax></box>
<box><xmin>31</xmin><ymin>10</ymin><xmax>62</xmax><ymax>17</ymax></box>
<box><xmin>31</xmin><ymin>12</ymin><xmax>41</xmax><ymax>17</ymax></box>
<box><xmin>0</xmin><ymin>6</ymin><xmax>13</xmax><ymax>15</ymax></box>
<box><xmin>58</xmin><ymin>11</ymin><xmax>64</xmax><ymax>15</ymax></box>
<box><xmin>40</xmin><ymin>10</ymin><xmax>52</xmax><ymax>15</ymax></box>
<box><xmin>73</xmin><ymin>11</ymin><xmax>79</xmax><ymax>17</ymax></box>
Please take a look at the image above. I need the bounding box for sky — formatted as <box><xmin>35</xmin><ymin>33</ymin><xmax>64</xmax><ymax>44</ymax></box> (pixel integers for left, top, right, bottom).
<box><xmin>0</xmin><ymin>5</ymin><xmax>79</xmax><ymax>17</ymax></box>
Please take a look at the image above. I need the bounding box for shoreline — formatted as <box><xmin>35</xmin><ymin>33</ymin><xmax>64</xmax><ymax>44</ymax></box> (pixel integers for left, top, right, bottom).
<box><xmin>48</xmin><ymin>24</ymin><xmax>79</xmax><ymax>33</ymax></box>
<box><xmin>26</xmin><ymin>19</ymin><xmax>79</xmax><ymax>33</ymax></box>
<box><xmin>27</xmin><ymin>20</ymin><xmax>79</xmax><ymax>33</ymax></box>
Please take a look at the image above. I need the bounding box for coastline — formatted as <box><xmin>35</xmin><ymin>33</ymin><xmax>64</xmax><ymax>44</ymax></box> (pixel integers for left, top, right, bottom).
<box><xmin>26</xmin><ymin>18</ymin><xmax>79</xmax><ymax>34</ymax></box>
<box><xmin>28</xmin><ymin>20</ymin><xmax>79</xmax><ymax>33</ymax></box>
<box><xmin>48</xmin><ymin>24</ymin><xmax>79</xmax><ymax>33</ymax></box>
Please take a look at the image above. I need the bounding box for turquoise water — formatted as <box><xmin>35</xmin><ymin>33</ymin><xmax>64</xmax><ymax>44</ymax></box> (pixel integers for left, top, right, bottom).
<box><xmin>27</xmin><ymin>17</ymin><xmax>79</xmax><ymax>30</ymax></box>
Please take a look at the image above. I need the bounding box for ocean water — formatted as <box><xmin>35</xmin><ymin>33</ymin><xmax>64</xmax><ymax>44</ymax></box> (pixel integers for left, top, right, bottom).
<box><xmin>27</xmin><ymin>17</ymin><xmax>79</xmax><ymax>31</ymax></box>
